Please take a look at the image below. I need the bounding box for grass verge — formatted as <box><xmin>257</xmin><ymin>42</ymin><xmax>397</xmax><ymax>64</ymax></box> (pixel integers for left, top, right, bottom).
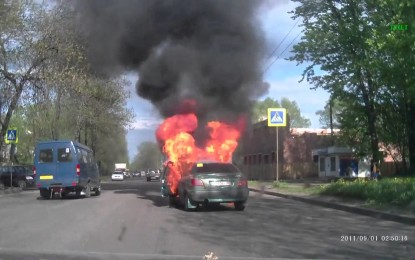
<box><xmin>319</xmin><ymin>177</ymin><xmax>415</xmax><ymax>207</ymax></box>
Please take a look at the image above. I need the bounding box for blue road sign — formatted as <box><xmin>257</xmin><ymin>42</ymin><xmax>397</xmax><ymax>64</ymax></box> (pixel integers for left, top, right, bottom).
<box><xmin>267</xmin><ymin>108</ymin><xmax>286</xmax><ymax>127</ymax></box>
<box><xmin>5</xmin><ymin>128</ymin><xmax>18</xmax><ymax>144</ymax></box>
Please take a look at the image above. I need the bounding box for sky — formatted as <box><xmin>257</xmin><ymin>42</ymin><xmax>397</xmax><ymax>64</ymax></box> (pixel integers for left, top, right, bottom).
<box><xmin>125</xmin><ymin>1</ymin><xmax>331</xmax><ymax>161</ymax></box>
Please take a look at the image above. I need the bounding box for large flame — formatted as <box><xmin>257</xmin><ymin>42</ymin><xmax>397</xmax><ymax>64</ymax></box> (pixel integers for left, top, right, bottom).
<box><xmin>156</xmin><ymin>112</ymin><xmax>244</xmax><ymax>194</ymax></box>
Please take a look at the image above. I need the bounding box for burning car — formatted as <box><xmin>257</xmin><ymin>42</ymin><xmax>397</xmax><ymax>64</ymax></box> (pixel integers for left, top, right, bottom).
<box><xmin>157</xmin><ymin>112</ymin><xmax>248</xmax><ymax>211</ymax></box>
<box><xmin>161</xmin><ymin>160</ymin><xmax>248</xmax><ymax>211</ymax></box>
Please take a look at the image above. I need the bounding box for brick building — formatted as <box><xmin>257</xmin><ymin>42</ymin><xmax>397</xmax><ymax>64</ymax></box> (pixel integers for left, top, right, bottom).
<box><xmin>238</xmin><ymin>120</ymin><xmax>338</xmax><ymax>180</ymax></box>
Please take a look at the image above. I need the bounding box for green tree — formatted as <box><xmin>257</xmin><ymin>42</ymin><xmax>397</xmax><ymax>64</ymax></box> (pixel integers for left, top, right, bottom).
<box><xmin>1</xmin><ymin>0</ymin><xmax>133</xmax><ymax>171</ymax></box>
<box><xmin>131</xmin><ymin>142</ymin><xmax>163</xmax><ymax>171</ymax></box>
<box><xmin>252</xmin><ymin>97</ymin><xmax>311</xmax><ymax>128</ymax></box>
<box><xmin>315</xmin><ymin>98</ymin><xmax>343</xmax><ymax>129</ymax></box>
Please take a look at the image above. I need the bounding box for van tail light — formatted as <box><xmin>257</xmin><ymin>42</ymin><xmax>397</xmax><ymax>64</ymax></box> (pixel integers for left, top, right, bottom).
<box><xmin>76</xmin><ymin>164</ymin><xmax>80</xmax><ymax>176</ymax></box>
<box><xmin>191</xmin><ymin>178</ymin><xmax>204</xmax><ymax>186</ymax></box>
<box><xmin>33</xmin><ymin>166</ymin><xmax>36</xmax><ymax>177</ymax></box>
<box><xmin>237</xmin><ymin>179</ymin><xmax>248</xmax><ymax>187</ymax></box>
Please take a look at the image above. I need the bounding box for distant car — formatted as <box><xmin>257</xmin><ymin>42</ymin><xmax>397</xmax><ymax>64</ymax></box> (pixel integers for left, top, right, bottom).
<box><xmin>112</xmin><ymin>171</ymin><xmax>124</xmax><ymax>181</ymax></box>
<box><xmin>132</xmin><ymin>172</ymin><xmax>140</xmax><ymax>177</ymax></box>
<box><xmin>161</xmin><ymin>161</ymin><xmax>249</xmax><ymax>211</ymax></box>
<box><xmin>146</xmin><ymin>170</ymin><xmax>160</xmax><ymax>182</ymax></box>
<box><xmin>0</xmin><ymin>165</ymin><xmax>36</xmax><ymax>189</ymax></box>
<box><xmin>140</xmin><ymin>171</ymin><xmax>145</xmax><ymax>177</ymax></box>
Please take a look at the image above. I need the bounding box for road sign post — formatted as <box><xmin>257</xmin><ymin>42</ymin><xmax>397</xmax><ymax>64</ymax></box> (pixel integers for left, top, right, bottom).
<box><xmin>267</xmin><ymin>108</ymin><xmax>286</xmax><ymax>182</ymax></box>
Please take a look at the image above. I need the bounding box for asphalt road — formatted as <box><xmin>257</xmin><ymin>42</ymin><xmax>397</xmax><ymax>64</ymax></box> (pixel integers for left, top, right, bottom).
<box><xmin>0</xmin><ymin>177</ymin><xmax>414</xmax><ymax>260</ymax></box>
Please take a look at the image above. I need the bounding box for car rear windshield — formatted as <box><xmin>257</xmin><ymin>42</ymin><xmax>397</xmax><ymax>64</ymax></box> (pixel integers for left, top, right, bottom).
<box><xmin>194</xmin><ymin>163</ymin><xmax>239</xmax><ymax>173</ymax></box>
<box><xmin>113</xmin><ymin>172</ymin><xmax>123</xmax><ymax>175</ymax></box>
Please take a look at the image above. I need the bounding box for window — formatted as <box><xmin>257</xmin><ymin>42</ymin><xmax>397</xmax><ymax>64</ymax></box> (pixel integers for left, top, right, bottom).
<box><xmin>194</xmin><ymin>163</ymin><xmax>239</xmax><ymax>173</ymax></box>
<box><xmin>271</xmin><ymin>152</ymin><xmax>276</xmax><ymax>163</ymax></box>
<box><xmin>330</xmin><ymin>157</ymin><xmax>336</xmax><ymax>171</ymax></box>
<box><xmin>248</xmin><ymin>156</ymin><xmax>252</xmax><ymax>165</ymax></box>
<box><xmin>88</xmin><ymin>152</ymin><xmax>95</xmax><ymax>163</ymax></box>
<box><xmin>39</xmin><ymin>149</ymin><xmax>53</xmax><ymax>163</ymax></box>
<box><xmin>80</xmin><ymin>149</ymin><xmax>88</xmax><ymax>163</ymax></box>
<box><xmin>253</xmin><ymin>155</ymin><xmax>257</xmax><ymax>165</ymax></box>
<box><xmin>319</xmin><ymin>157</ymin><xmax>325</xmax><ymax>172</ymax></box>
<box><xmin>243</xmin><ymin>156</ymin><xmax>247</xmax><ymax>165</ymax></box>
<box><xmin>258</xmin><ymin>154</ymin><xmax>262</xmax><ymax>164</ymax></box>
<box><xmin>58</xmin><ymin>148</ymin><xmax>73</xmax><ymax>162</ymax></box>
<box><xmin>15</xmin><ymin>166</ymin><xmax>26</xmax><ymax>176</ymax></box>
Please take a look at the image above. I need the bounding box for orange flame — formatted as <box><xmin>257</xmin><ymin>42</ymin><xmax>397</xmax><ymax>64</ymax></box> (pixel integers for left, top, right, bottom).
<box><xmin>156</xmin><ymin>112</ymin><xmax>244</xmax><ymax>194</ymax></box>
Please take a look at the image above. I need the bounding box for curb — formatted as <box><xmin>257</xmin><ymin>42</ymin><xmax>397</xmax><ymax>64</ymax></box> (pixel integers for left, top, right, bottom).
<box><xmin>249</xmin><ymin>188</ymin><xmax>415</xmax><ymax>226</ymax></box>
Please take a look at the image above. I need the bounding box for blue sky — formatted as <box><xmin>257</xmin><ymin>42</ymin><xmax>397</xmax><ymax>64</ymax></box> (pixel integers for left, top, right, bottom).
<box><xmin>125</xmin><ymin>1</ymin><xmax>330</xmax><ymax>160</ymax></box>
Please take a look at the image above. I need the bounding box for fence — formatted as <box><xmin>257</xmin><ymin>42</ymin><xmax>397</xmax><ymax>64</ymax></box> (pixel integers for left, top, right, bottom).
<box><xmin>241</xmin><ymin>162</ymin><xmax>319</xmax><ymax>180</ymax></box>
<box><xmin>380</xmin><ymin>161</ymin><xmax>409</xmax><ymax>176</ymax></box>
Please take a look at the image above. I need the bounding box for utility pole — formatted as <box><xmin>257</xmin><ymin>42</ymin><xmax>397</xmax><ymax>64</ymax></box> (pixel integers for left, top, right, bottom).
<box><xmin>329</xmin><ymin>98</ymin><xmax>334</xmax><ymax>146</ymax></box>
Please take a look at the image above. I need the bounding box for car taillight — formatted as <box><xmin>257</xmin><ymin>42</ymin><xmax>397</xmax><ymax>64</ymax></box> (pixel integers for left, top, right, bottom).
<box><xmin>237</xmin><ymin>179</ymin><xmax>247</xmax><ymax>187</ymax></box>
<box><xmin>191</xmin><ymin>178</ymin><xmax>204</xmax><ymax>186</ymax></box>
<box><xmin>33</xmin><ymin>166</ymin><xmax>36</xmax><ymax>177</ymax></box>
<box><xmin>76</xmin><ymin>164</ymin><xmax>80</xmax><ymax>176</ymax></box>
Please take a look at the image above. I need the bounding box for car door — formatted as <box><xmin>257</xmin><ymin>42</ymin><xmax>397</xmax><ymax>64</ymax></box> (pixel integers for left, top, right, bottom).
<box><xmin>160</xmin><ymin>166</ymin><xmax>170</xmax><ymax>197</ymax></box>
<box><xmin>0</xmin><ymin>166</ymin><xmax>12</xmax><ymax>186</ymax></box>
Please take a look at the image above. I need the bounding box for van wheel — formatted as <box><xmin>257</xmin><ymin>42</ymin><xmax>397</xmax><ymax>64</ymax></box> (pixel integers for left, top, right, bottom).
<box><xmin>40</xmin><ymin>189</ymin><xmax>50</xmax><ymax>199</ymax></box>
<box><xmin>234</xmin><ymin>202</ymin><xmax>245</xmax><ymax>211</ymax></box>
<box><xmin>84</xmin><ymin>183</ymin><xmax>91</xmax><ymax>198</ymax></box>
<box><xmin>18</xmin><ymin>181</ymin><xmax>26</xmax><ymax>190</ymax></box>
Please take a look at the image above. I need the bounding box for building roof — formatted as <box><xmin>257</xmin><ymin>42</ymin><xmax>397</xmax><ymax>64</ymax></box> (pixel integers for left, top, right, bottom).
<box><xmin>290</xmin><ymin>128</ymin><xmax>340</xmax><ymax>136</ymax></box>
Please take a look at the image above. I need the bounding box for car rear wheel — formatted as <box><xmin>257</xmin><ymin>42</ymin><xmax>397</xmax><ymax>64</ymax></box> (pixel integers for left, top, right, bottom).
<box><xmin>17</xmin><ymin>180</ymin><xmax>26</xmax><ymax>190</ymax></box>
<box><xmin>234</xmin><ymin>202</ymin><xmax>245</xmax><ymax>211</ymax></box>
<box><xmin>94</xmin><ymin>185</ymin><xmax>101</xmax><ymax>196</ymax></box>
<box><xmin>183</xmin><ymin>193</ymin><xmax>197</xmax><ymax>212</ymax></box>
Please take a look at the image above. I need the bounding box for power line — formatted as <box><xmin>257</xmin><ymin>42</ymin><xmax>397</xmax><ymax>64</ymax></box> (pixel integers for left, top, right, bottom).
<box><xmin>263</xmin><ymin>31</ymin><xmax>302</xmax><ymax>75</ymax></box>
<box><xmin>266</xmin><ymin>18</ymin><xmax>300</xmax><ymax>61</ymax></box>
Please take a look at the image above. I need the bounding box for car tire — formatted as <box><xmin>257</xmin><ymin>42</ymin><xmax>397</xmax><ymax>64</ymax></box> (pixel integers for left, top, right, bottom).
<box><xmin>234</xmin><ymin>202</ymin><xmax>245</xmax><ymax>211</ymax></box>
<box><xmin>17</xmin><ymin>180</ymin><xmax>26</xmax><ymax>190</ymax></box>
<box><xmin>168</xmin><ymin>195</ymin><xmax>176</xmax><ymax>207</ymax></box>
<box><xmin>94</xmin><ymin>185</ymin><xmax>101</xmax><ymax>196</ymax></box>
<box><xmin>183</xmin><ymin>193</ymin><xmax>197</xmax><ymax>212</ymax></box>
<box><xmin>40</xmin><ymin>189</ymin><xmax>50</xmax><ymax>200</ymax></box>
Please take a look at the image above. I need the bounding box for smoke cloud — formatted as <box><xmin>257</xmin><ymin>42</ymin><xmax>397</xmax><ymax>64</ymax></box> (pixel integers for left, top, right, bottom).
<box><xmin>73</xmin><ymin>0</ymin><xmax>269</xmax><ymax>125</ymax></box>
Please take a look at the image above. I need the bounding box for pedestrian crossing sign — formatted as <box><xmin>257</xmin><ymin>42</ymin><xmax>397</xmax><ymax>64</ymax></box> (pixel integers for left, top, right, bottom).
<box><xmin>267</xmin><ymin>108</ymin><xmax>286</xmax><ymax>127</ymax></box>
<box><xmin>5</xmin><ymin>128</ymin><xmax>18</xmax><ymax>144</ymax></box>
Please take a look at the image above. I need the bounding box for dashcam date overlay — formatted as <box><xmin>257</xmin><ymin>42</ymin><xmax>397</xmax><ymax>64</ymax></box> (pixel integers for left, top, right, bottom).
<box><xmin>341</xmin><ymin>235</ymin><xmax>408</xmax><ymax>242</ymax></box>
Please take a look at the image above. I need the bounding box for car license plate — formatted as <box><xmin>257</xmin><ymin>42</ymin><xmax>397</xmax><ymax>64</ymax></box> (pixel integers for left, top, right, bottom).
<box><xmin>210</xmin><ymin>181</ymin><xmax>231</xmax><ymax>186</ymax></box>
<box><xmin>40</xmin><ymin>175</ymin><xmax>53</xmax><ymax>180</ymax></box>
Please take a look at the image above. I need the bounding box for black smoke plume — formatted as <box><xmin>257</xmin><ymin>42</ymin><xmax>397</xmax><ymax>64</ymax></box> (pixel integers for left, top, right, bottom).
<box><xmin>73</xmin><ymin>0</ymin><xmax>269</xmax><ymax>125</ymax></box>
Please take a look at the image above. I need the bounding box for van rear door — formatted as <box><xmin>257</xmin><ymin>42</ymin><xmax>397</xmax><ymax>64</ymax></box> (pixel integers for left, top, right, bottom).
<box><xmin>56</xmin><ymin>143</ymin><xmax>77</xmax><ymax>186</ymax></box>
<box><xmin>36</xmin><ymin>143</ymin><xmax>57</xmax><ymax>184</ymax></box>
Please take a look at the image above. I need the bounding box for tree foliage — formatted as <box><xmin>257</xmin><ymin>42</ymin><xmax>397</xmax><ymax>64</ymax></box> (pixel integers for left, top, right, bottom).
<box><xmin>252</xmin><ymin>97</ymin><xmax>311</xmax><ymax>128</ymax></box>
<box><xmin>130</xmin><ymin>142</ymin><xmax>163</xmax><ymax>171</ymax></box>
<box><xmin>315</xmin><ymin>97</ymin><xmax>343</xmax><ymax>129</ymax></box>
<box><xmin>0</xmin><ymin>0</ymin><xmax>133</xmax><ymax>175</ymax></box>
<box><xmin>289</xmin><ymin>0</ymin><xmax>415</xmax><ymax>173</ymax></box>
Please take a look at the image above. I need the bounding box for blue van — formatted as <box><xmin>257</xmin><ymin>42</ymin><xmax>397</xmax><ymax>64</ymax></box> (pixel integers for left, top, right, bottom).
<box><xmin>34</xmin><ymin>140</ymin><xmax>101</xmax><ymax>199</ymax></box>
